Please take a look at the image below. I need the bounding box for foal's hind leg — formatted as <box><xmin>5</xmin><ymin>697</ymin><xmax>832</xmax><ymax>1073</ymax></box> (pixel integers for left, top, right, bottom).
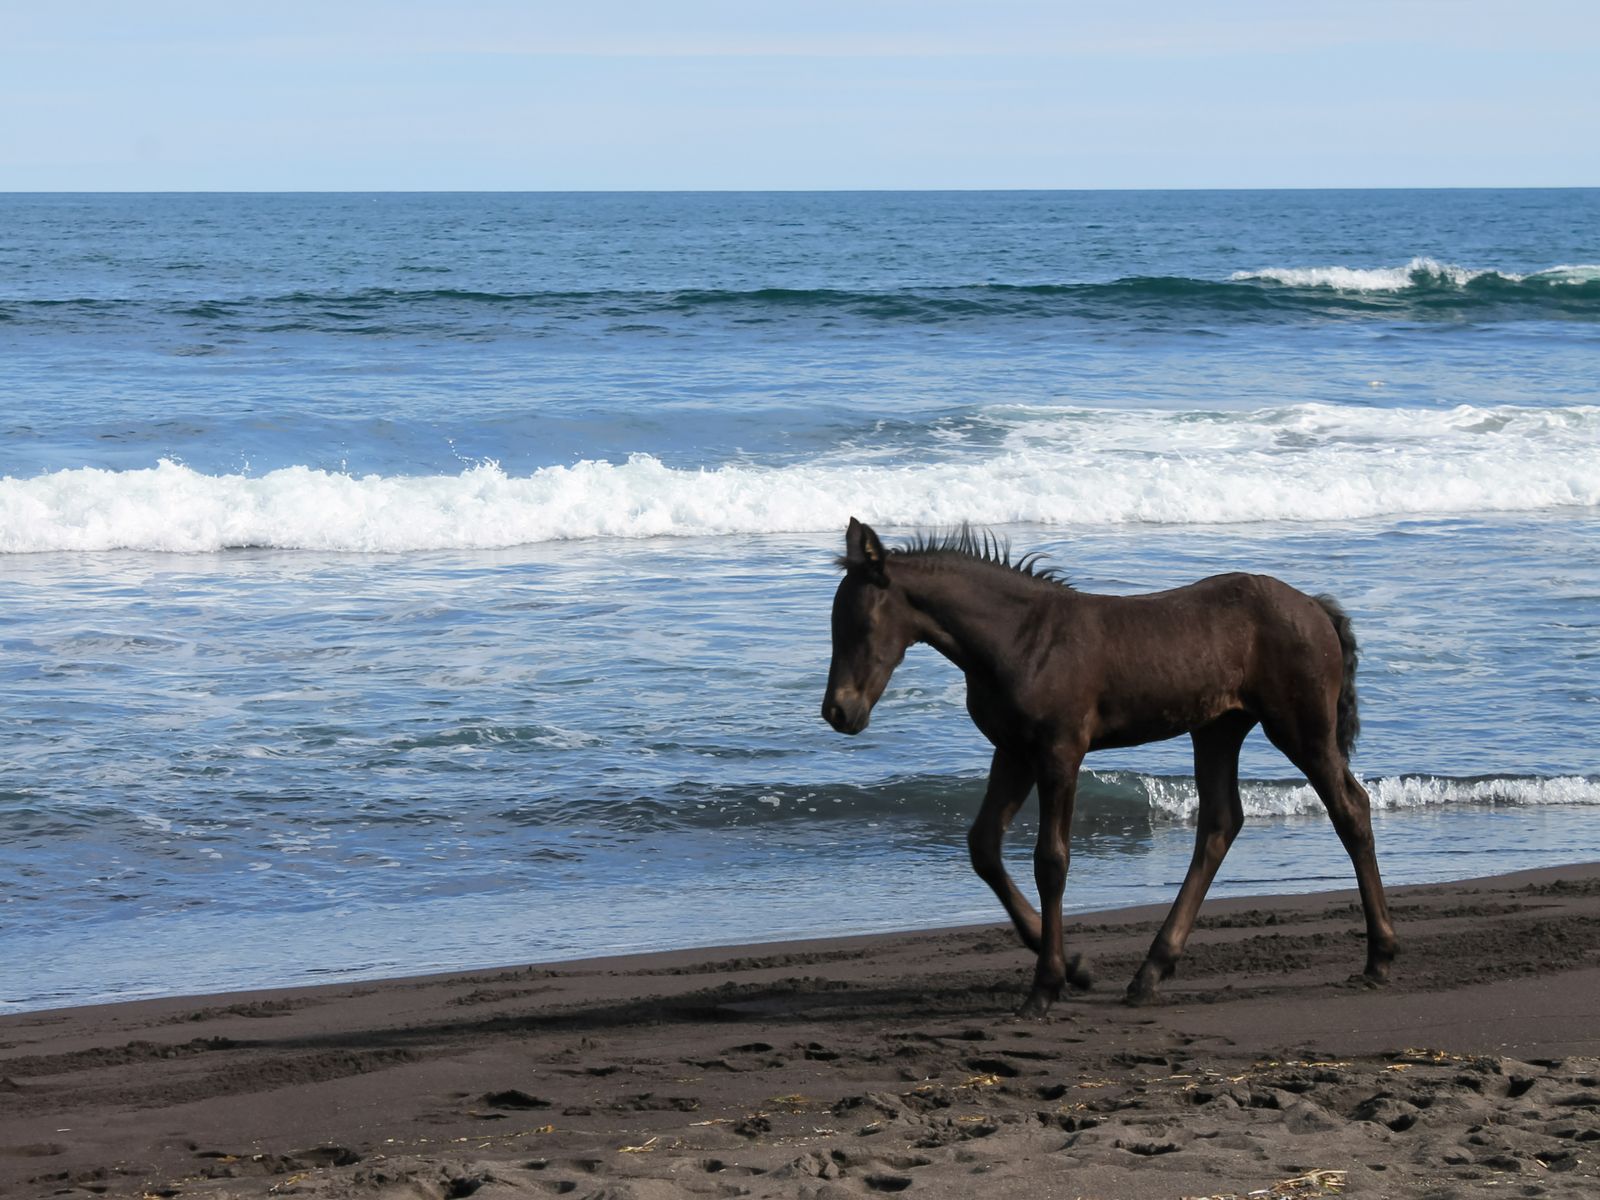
<box><xmin>1333</xmin><ymin>767</ymin><xmax>1397</xmax><ymax>981</ymax></box>
<box><xmin>1264</xmin><ymin>725</ymin><xmax>1398</xmax><ymax>984</ymax></box>
<box><xmin>1127</xmin><ymin>712</ymin><xmax>1254</xmax><ymax>1005</ymax></box>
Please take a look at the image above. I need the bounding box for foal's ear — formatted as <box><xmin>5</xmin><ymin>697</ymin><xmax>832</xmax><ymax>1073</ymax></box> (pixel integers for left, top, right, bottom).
<box><xmin>844</xmin><ymin>517</ymin><xmax>888</xmax><ymax>582</ymax></box>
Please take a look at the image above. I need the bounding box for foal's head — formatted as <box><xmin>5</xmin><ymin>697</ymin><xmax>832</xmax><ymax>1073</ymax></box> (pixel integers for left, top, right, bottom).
<box><xmin>821</xmin><ymin>518</ymin><xmax>918</xmax><ymax>735</ymax></box>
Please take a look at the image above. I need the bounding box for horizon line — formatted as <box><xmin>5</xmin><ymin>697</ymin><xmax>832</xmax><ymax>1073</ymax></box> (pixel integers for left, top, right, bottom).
<box><xmin>3</xmin><ymin>184</ymin><xmax>1597</xmax><ymax>196</ymax></box>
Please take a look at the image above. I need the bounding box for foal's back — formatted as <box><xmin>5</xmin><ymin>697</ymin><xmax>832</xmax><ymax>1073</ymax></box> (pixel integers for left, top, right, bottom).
<box><xmin>1016</xmin><ymin>573</ymin><xmax>1343</xmax><ymax>750</ymax></box>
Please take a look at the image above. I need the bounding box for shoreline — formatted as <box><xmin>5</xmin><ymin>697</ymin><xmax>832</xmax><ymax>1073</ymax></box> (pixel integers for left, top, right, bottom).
<box><xmin>5</xmin><ymin>863</ymin><xmax>1600</xmax><ymax>1198</ymax></box>
<box><xmin>15</xmin><ymin>792</ymin><xmax>1600</xmax><ymax>1021</ymax></box>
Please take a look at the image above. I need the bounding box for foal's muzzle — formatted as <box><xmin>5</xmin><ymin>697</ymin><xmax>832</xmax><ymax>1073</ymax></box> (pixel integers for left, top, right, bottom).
<box><xmin>822</xmin><ymin>690</ymin><xmax>870</xmax><ymax>735</ymax></box>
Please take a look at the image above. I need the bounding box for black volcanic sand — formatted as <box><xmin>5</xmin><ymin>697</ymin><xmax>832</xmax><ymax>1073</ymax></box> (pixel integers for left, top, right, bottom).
<box><xmin>4</xmin><ymin>865</ymin><xmax>1600</xmax><ymax>1199</ymax></box>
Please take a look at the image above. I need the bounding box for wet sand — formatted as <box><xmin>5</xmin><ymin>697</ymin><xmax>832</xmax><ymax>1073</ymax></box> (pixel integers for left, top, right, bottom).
<box><xmin>4</xmin><ymin>864</ymin><xmax>1599</xmax><ymax>1199</ymax></box>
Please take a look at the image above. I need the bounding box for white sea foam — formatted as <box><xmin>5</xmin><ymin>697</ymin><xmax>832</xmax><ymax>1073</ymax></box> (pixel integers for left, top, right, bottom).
<box><xmin>1140</xmin><ymin>773</ymin><xmax>1600</xmax><ymax>821</ymax></box>
<box><xmin>2</xmin><ymin>402</ymin><xmax>1597</xmax><ymax>553</ymax></box>
<box><xmin>1229</xmin><ymin>257</ymin><xmax>1600</xmax><ymax>292</ymax></box>
<box><xmin>1529</xmin><ymin>263</ymin><xmax>1600</xmax><ymax>285</ymax></box>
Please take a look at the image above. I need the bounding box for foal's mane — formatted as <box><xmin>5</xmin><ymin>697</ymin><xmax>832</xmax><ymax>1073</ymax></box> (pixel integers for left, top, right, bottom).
<box><xmin>890</xmin><ymin>525</ymin><xmax>1072</xmax><ymax>589</ymax></box>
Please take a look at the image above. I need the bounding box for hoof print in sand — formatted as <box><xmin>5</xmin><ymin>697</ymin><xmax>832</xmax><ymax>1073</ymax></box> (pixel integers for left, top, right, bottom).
<box><xmin>290</xmin><ymin>1145</ymin><xmax>363</xmax><ymax>1168</ymax></box>
<box><xmin>1116</xmin><ymin>1138</ymin><xmax>1180</xmax><ymax>1156</ymax></box>
<box><xmin>481</xmin><ymin>1089</ymin><xmax>553</xmax><ymax>1110</ymax></box>
<box><xmin>608</xmin><ymin>1092</ymin><xmax>700</xmax><ymax>1112</ymax></box>
<box><xmin>863</xmin><ymin>1172</ymin><xmax>914</xmax><ymax>1191</ymax></box>
<box><xmin>962</xmin><ymin>1056</ymin><xmax>1023</xmax><ymax>1078</ymax></box>
<box><xmin>699</xmin><ymin>1158</ymin><xmax>766</xmax><ymax>1176</ymax></box>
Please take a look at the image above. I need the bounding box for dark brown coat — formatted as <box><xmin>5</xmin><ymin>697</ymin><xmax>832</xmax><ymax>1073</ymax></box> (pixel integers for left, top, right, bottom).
<box><xmin>822</xmin><ymin>519</ymin><xmax>1395</xmax><ymax>1015</ymax></box>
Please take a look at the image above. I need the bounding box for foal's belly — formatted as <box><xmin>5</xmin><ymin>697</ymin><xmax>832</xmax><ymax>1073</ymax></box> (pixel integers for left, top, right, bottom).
<box><xmin>966</xmin><ymin>676</ymin><xmax>1240</xmax><ymax>754</ymax></box>
<box><xmin>1088</xmin><ymin>717</ymin><xmax>1201</xmax><ymax>751</ymax></box>
<box><xmin>1089</xmin><ymin>692</ymin><xmax>1241</xmax><ymax>750</ymax></box>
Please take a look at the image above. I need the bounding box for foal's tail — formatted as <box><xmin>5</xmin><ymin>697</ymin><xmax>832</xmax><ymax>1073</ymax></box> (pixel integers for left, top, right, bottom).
<box><xmin>1314</xmin><ymin>594</ymin><xmax>1361</xmax><ymax>761</ymax></box>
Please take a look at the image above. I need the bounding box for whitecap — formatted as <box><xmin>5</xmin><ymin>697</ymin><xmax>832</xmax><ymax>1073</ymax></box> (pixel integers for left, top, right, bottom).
<box><xmin>2</xmin><ymin>402</ymin><xmax>1597</xmax><ymax>553</ymax></box>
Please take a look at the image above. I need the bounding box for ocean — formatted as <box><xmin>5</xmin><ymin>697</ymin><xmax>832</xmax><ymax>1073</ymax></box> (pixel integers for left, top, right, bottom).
<box><xmin>1</xmin><ymin>189</ymin><xmax>1597</xmax><ymax>1013</ymax></box>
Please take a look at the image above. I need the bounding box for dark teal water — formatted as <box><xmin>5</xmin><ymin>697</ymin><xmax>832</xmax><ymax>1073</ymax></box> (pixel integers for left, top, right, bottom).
<box><xmin>1</xmin><ymin>191</ymin><xmax>1597</xmax><ymax>1011</ymax></box>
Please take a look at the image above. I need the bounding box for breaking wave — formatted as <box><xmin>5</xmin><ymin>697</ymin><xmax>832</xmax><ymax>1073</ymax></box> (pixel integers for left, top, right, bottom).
<box><xmin>3</xmin><ymin>402</ymin><xmax>1597</xmax><ymax>553</ymax></box>
<box><xmin>1230</xmin><ymin>257</ymin><xmax>1600</xmax><ymax>294</ymax></box>
<box><xmin>1135</xmin><ymin>772</ymin><xmax>1600</xmax><ymax>822</ymax></box>
<box><xmin>578</xmin><ymin>772</ymin><xmax>1600</xmax><ymax>835</ymax></box>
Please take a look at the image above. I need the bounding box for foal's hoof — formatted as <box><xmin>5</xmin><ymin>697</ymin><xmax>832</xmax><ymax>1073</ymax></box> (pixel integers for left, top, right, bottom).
<box><xmin>1066</xmin><ymin>954</ymin><xmax>1093</xmax><ymax>992</ymax></box>
<box><xmin>1348</xmin><ymin>970</ymin><xmax>1389</xmax><ymax>990</ymax></box>
<box><xmin>1016</xmin><ymin>987</ymin><xmax>1060</xmax><ymax>1019</ymax></box>
<box><xmin>1123</xmin><ymin>960</ymin><xmax>1171</xmax><ymax>1007</ymax></box>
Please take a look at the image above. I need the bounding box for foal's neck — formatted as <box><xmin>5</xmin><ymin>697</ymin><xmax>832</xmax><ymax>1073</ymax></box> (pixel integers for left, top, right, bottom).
<box><xmin>895</xmin><ymin>556</ymin><xmax>1056</xmax><ymax>675</ymax></box>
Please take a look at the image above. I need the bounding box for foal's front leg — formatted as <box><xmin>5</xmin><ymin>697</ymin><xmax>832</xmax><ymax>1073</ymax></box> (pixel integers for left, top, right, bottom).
<box><xmin>967</xmin><ymin>747</ymin><xmax>1043</xmax><ymax>952</ymax></box>
<box><xmin>1018</xmin><ymin>748</ymin><xmax>1083</xmax><ymax>1018</ymax></box>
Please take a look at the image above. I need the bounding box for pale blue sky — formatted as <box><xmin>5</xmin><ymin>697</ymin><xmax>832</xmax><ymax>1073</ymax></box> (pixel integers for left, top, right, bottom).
<box><xmin>2</xmin><ymin>1</ymin><xmax>1595</xmax><ymax>190</ymax></box>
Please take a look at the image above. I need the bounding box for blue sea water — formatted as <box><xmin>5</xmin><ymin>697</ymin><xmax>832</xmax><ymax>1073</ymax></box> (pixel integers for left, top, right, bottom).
<box><xmin>1</xmin><ymin>190</ymin><xmax>1598</xmax><ymax>1012</ymax></box>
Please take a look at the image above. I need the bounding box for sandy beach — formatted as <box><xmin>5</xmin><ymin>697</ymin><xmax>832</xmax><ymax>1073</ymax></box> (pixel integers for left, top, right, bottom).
<box><xmin>3</xmin><ymin>864</ymin><xmax>1599</xmax><ymax>1199</ymax></box>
